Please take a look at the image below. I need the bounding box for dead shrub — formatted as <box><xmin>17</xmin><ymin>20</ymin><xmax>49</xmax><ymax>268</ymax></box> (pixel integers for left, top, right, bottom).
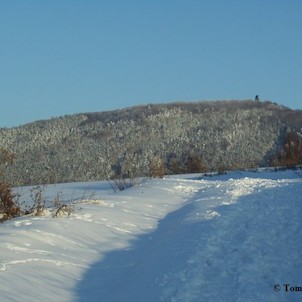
<box><xmin>52</xmin><ymin>192</ymin><xmax>75</xmax><ymax>218</ymax></box>
<box><xmin>108</xmin><ymin>175</ymin><xmax>135</xmax><ymax>192</ymax></box>
<box><xmin>0</xmin><ymin>181</ymin><xmax>21</xmax><ymax>221</ymax></box>
<box><xmin>169</xmin><ymin>158</ymin><xmax>184</xmax><ymax>174</ymax></box>
<box><xmin>30</xmin><ymin>185</ymin><xmax>47</xmax><ymax>216</ymax></box>
<box><xmin>149</xmin><ymin>156</ymin><xmax>165</xmax><ymax>178</ymax></box>
<box><xmin>271</xmin><ymin>132</ymin><xmax>302</xmax><ymax>167</ymax></box>
<box><xmin>186</xmin><ymin>154</ymin><xmax>208</xmax><ymax>173</ymax></box>
<box><xmin>54</xmin><ymin>204</ymin><xmax>75</xmax><ymax>218</ymax></box>
<box><xmin>0</xmin><ymin>149</ymin><xmax>21</xmax><ymax>222</ymax></box>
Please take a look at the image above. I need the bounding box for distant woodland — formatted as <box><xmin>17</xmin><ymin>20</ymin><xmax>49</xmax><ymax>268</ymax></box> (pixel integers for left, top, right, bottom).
<box><xmin>1</xmin><ymin>100</ymin><xmax>302</xmax><ymax>186</ymax></box>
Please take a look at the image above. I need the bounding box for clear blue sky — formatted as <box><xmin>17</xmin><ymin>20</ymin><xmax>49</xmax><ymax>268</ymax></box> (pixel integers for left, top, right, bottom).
<box><xmin>1</xmin><ymin>0</ymin><xmax>301</xmax><ymax>127</ymax></box>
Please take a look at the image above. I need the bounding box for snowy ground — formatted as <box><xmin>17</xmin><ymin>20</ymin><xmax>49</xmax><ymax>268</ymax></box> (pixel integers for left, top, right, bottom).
<box><xmin>1</xmin><ymin>169</ymin><xmax>302</xmax><ymax>302</ymax></box>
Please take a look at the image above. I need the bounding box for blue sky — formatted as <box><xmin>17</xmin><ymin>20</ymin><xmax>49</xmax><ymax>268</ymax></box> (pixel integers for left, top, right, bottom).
<box><xmin>1</xmin><ymin>0</ymin><xmax>301</xmax><ymax>127</ymax></box>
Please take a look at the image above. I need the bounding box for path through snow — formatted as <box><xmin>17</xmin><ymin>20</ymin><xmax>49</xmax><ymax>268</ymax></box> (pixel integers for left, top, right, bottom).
<box><xmin>76</xmin><ymin>171</ymin><xmax>302</xmax><ymax>302</ymax></box>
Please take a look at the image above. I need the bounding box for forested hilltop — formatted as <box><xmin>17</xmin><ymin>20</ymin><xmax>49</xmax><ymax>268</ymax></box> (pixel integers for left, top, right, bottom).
<box><xmin>1</xmin><ymin>100</ymin><xmax>302</xmax><ymax>186</ymax></box>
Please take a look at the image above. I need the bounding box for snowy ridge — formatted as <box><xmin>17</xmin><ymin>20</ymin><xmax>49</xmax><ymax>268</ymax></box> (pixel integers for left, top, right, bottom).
<box><xmin>1</xmin><ymin>170</ymin><xmax>302</xmax><ymax>301</ymax></box>
<box><xmin>3</xmin><ymin>100</ymin><xmax>297</xmax><ymax>186</ymax></box>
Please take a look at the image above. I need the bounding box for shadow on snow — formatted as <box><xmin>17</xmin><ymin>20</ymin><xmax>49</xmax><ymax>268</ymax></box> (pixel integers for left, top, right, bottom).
<box><xmin>75</xmin><ymin>175</ymin><xmax>302</xmax><ymax>302</ymax></box>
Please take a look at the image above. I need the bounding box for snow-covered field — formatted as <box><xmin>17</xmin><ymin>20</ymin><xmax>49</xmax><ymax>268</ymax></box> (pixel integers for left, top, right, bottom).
<box><xmin>1</xmin><ymin>169</ymin><xmax>302</xmax><ymax>302</ymax></box>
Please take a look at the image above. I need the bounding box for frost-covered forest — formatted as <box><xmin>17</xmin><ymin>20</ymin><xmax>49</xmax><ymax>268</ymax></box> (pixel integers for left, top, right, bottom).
<box><xmin>1</xmin><ymin>100</ymin><xmax>302</xmax><ymax>186</ymax></box>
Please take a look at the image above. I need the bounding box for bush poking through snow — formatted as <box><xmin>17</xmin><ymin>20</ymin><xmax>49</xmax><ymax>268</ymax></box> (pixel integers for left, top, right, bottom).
<box><xmin>0</xmin><ymin>149</ymin><xmax>79</xmax><ymax>222</ymax></box>
<box><xmin>54</xmin><ymin>204</ymin><xmax>75</xmax><ymax>218</ymax></box>
<box><xmin>52</xmin><ymin>192</ymin><xmax>75</xmax><ymax>218</ymax></box>
<box><xmin>0</xmin><ymin>149</ymin><xmax>21</xmax><ymax>222</ymax></box>
<box><xmin>108</xmin><ymin>176</ymin><xmax>135</xmax><ymax>192</ymax></box>
<box><xmin>30</xmin><ymin>185</ymin><xmax>47</xmax><ymax>216</ymax></box>
<box><xmin>0</xmin><ymin>181</ymin><xmax>21</xmax><ymax>221</ymax></box>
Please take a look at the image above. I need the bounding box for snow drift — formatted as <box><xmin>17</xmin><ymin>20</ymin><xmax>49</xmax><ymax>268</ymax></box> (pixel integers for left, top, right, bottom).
<box><xmin>0</xmin><ymin>169</ymin><xmax>301</xmax><ymax>302</ymax></box>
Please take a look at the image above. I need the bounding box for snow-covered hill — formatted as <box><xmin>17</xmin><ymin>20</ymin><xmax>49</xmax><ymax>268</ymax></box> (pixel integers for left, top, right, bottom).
<box><xmin>1</xmin><ymin>169</ymin><xmax>302</xmax><ymax>302</ymax></box>
<box><xmin>4</xmin><ymin>100</ymin><xmax>302</xmax><ymax>186</ymax></box>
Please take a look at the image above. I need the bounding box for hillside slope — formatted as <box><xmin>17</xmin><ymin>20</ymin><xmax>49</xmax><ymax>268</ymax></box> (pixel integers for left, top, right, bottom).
<box><xmin>1</xmin><ymin>100</ymin><xmax>302</xmax><ymax>185</ymax></box>
<box><xmin>0</xmin><ymin>169</ymin><xmax>301</xmax><ymax>301</ymax></box>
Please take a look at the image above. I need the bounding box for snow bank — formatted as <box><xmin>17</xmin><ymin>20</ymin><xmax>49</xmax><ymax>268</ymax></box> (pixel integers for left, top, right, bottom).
<box><xmin>0</xmin><ymin>170</ymin><xmax>301</xmax><ymax>302</ymax></box>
